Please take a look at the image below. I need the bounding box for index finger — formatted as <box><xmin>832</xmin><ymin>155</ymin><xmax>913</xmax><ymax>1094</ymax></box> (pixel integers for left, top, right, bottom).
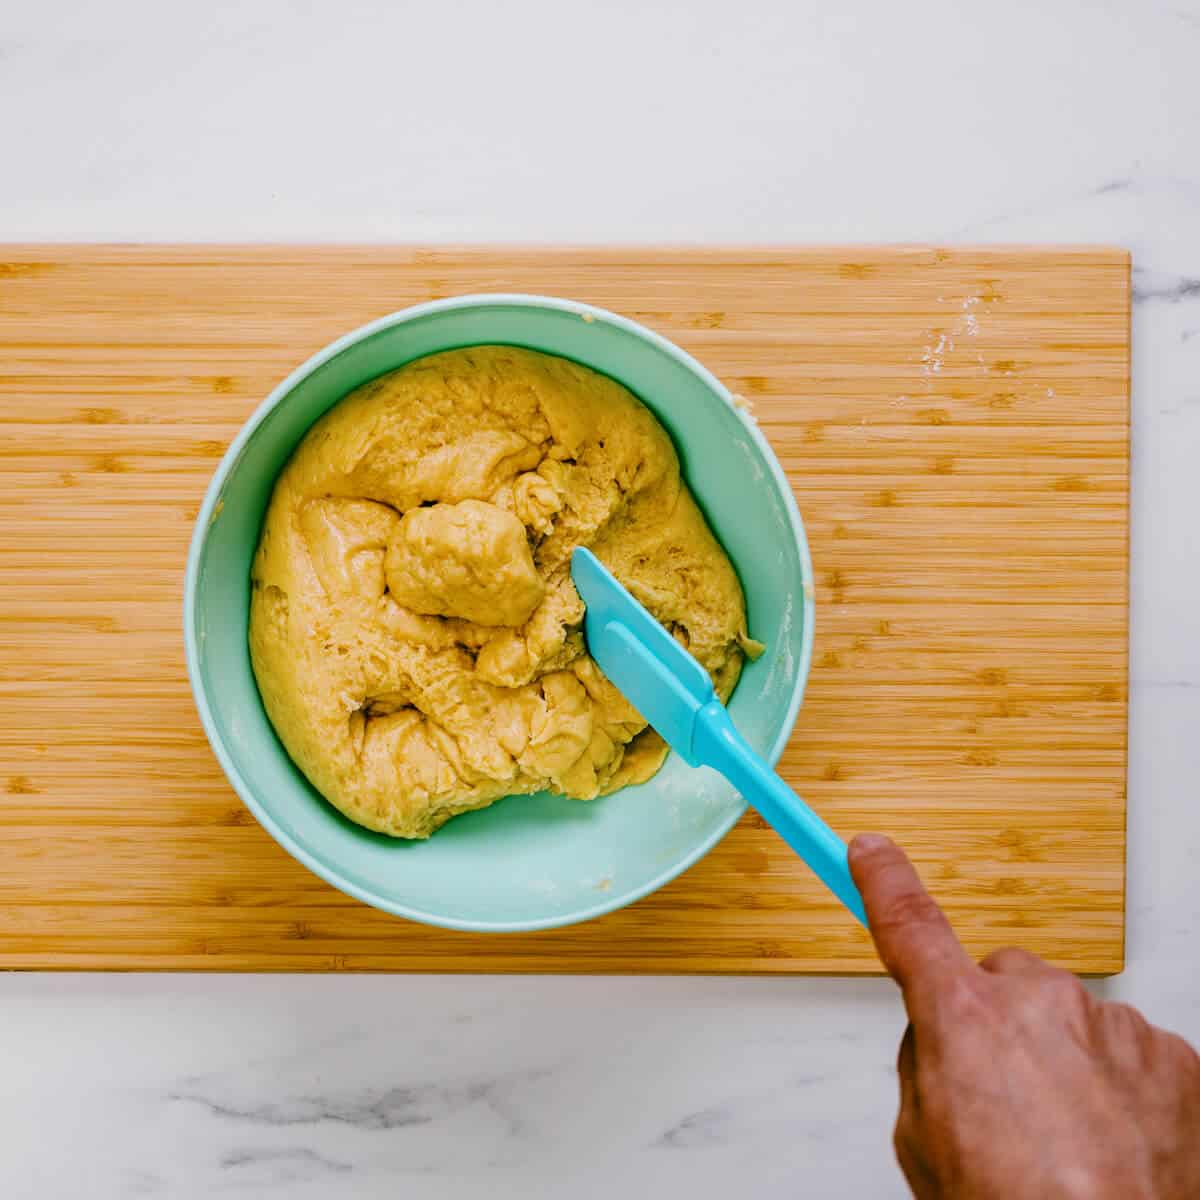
<box><xmin>848</xmin><ymin>834</ymin><xmax>972</xmax><ymax>1008</ymax></box>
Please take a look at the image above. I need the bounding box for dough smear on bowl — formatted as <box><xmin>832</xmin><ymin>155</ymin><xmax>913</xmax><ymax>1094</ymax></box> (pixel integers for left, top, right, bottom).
<box><xmin>249</xmin><ymin>346</ymin><xmax>760</xmax><ymax>838</ymax></box>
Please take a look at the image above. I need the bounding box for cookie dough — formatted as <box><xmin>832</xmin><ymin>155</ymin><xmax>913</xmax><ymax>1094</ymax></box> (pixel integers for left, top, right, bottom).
<box><xmin>249</xmin><ymin>346</ymin><xmax>758</xmax><ymax>838</ymax></box>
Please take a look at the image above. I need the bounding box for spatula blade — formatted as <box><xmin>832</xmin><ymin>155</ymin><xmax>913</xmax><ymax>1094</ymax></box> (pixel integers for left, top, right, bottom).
<box><xmin>571</xmin><ymin>547</ymin><xmax>715</xmax><ymax>764</ymax></box>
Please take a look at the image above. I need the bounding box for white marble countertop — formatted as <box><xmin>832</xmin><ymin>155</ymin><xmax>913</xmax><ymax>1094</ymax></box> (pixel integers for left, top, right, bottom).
<box><xmin>2</xmin><ymin>2</ymin><xmax>1198</xmax><ymax>1196</ymax></box>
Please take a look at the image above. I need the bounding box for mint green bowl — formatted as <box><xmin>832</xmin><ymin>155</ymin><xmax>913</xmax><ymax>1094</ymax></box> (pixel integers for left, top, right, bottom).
<box><xmin>184</xmin><ymin>295</ymin><xmax>814</xmax><ymax>932</ymax></box>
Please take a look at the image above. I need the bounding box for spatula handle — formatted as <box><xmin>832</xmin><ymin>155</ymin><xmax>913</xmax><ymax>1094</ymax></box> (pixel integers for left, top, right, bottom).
<box><xmin>693</xmin><ymin>701</ymin><xmax>867</xmax><ymax>926</ymax></box>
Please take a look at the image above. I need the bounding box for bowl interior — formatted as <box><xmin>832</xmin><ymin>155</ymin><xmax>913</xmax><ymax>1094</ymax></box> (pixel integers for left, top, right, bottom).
<box><xmin>187</xmin><ymin>298</ymin><xmax>813</xmax><ymax>930</ymax></box>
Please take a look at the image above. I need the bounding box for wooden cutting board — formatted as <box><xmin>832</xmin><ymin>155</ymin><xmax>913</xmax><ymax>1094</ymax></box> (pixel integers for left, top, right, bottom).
<box><xmin>0</xmin><ymin>246</ymin><xmax>1129</xmax><ymax>973</ymax></box>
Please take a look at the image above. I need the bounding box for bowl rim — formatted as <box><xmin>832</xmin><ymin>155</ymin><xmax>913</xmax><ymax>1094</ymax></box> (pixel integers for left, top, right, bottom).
<box><xmin>184</xmin><ymin>293</ymin><xmax>816</xmax><ymax>932</ymax></box>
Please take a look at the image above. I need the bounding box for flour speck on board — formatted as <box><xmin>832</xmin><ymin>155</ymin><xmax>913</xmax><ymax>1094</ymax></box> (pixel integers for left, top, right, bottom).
<box><xmin>920</xmin><ymin>292</ymin><xmax>988</xmax><ymax>378</ymax></box>
<box><xmin>962</xmin><ymin>294</ymin><xmax>982</xmax><ymax>337</ymax></box>
<box><xmin>921</xmin><ymin>332</ymin><xmax>949</xmax><ymax>375</ymax></box>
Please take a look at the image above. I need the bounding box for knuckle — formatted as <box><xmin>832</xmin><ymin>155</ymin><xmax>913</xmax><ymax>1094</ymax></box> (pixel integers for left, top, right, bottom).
<box><xmin>892</xmin><ymin>1120</ymin><xmax>928</xmax><ymax>1192</ymax></box>
<box><xmin>1175</xmin><ymin>1037</ymin><xmax>1200</xmax><ymax>1087</ymax></box>
<box><xmin>1170</xmin><ymin>1031</ymin><xmax>1200</xmax><ymax>1068</ymax></box>
<box><xmin>935</xmin><ymin>972</ymin><xmax>987</xmax><ymax>1023</ymax></box>
<box><xmin>1041</xmin><ymin>968</ymin><xmax>1087</xmax><ymax>1008</ymax></box>
<box><xmin>980</xmin><ymin>945</ymin><xmax>1037</xmax><ymax>973</ymax></box>
<box><xmin>876</xmin><ymin>887</ymin><xmax>942</xmax><ymax>935</ymax></box>
<box><xmin>893</xmin><ymin>1117</ymin><xmax>917</xmax><ymax>1158</ymax></box>
<box><xmin>1133</xmin><ymin>1021</ymin><xmax>1198</xmax><ymax>1081</ymax></box>
<box><xmin>1014</xmin><ymin>970</ymin><xmax>1090</xmax><ymax>1030</ymax></box>
<box><xmin>1102</xmin><ymin>1000</ymin><xmax>1146</xmax><ymax>1033</ymax></box>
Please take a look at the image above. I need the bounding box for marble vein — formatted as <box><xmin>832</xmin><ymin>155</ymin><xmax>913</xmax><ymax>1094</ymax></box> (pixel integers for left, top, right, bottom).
<box><xmin>1132</xmin><ymin>268</ymin><xmax>1200</xmax><ymax>305</ymax></box>
<box><xmin>653</xmin><ymin>1106</ymin><xmax>734</xmax><ymax>1149</ymax></box>
<box><xmin>174</xmin><ymin>1082</ymin><xmax>464</xmax><ymax>1131</ymax></box>
<box><xmin>220</xmin><ymin>1147</ymin><xmax>353</xmax><ymax>1177</ymax></box>
<box><xmin>168</xmin><ymin>1066</ymin><xmax>546</xmax><ymax>1139</ymax></box>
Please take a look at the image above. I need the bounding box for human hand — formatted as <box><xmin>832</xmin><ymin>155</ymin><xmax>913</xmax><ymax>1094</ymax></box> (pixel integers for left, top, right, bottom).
<box><xmin>848</xmin><ymin>833</ymin><xmax>1200</xmax><ymax>1200</ymax></box>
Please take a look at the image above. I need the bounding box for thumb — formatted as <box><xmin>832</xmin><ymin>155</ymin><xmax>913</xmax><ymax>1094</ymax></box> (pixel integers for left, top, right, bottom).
<box><xmin>849</xmin><ymin>834</ymin><xmax>971</xmax><ymax>1009</ymax></box>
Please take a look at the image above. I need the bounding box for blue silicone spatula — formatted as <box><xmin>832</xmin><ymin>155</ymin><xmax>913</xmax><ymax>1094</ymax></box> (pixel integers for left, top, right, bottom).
<box><xmin>572</xmin><ymin>547</ymin><xmax>866</xmax><ymax>925</ymax></box>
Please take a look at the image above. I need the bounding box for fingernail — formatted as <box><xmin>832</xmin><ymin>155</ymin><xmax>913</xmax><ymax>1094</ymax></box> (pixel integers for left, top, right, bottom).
<box><xmin>850</xmin><ymin>833</ymin><xmax>891</xmax><ymax>856</ymax></box>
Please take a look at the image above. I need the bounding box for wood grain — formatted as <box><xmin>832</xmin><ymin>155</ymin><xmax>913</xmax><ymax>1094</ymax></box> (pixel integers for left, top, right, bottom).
<box><xmin>0</xmin><ymin>245</ymin><xmax>1129</xmax><ymax>973</ymax></box>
